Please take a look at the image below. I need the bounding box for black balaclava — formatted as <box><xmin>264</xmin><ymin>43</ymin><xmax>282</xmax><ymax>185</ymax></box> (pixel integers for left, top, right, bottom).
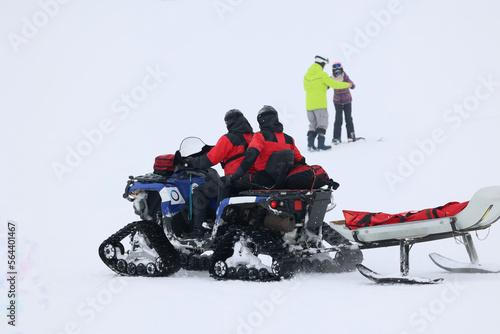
<box><xmin>257</xmin><ymin>105</ymin><xmax>283</xmax><ymax>133</ymax></box>
<box><xmin>224</xmin><ymin>109</ymin><xmax>253</xmax><ymax>134</ymax></box>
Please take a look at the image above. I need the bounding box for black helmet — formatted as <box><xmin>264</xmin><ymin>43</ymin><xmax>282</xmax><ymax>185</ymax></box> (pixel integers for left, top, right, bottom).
<box><xmin>257</xmin><ymin>105</ymin><xmax>278</xmax><ymax>125</ymax></box>
<box><xmin>257</xmin><ymin>105</ymin><xmax>283</xmax><ymax>132</ymax></box>
<box><xmin>224</xmin><ymin>109</ymin><xmax>243</xmax><ymax>128</ymax></box>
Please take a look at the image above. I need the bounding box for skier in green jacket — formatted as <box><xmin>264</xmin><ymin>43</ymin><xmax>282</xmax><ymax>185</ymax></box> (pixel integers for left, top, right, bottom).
<box><xmin>303</xmin><ymin>55</ymin><xmax>351</xmax><ymax>151</ymax></box>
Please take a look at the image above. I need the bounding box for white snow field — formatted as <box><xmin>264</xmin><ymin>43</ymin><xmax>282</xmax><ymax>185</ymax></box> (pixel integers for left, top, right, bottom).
<box><xmin>1</xmin><ymin>1</ymin><xmax>500</xmax><ymax>333</ymax></box>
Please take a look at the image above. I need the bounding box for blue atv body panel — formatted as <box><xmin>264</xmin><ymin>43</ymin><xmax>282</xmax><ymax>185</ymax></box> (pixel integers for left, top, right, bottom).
<box><xmin>129</xmin><ymin>173</ymin><xmax>217</xmax><ymax>217</ymax></box>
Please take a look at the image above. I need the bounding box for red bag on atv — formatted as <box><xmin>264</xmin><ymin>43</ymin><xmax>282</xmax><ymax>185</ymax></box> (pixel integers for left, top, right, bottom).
<box><xmin>284</xmin><ymin>164</ymin><xmax>336</xmax><ymax>190</ymax></box>
<box><xmin>153</xmin><ymin>154</ymin><xmax>176</xmax><ymax>176</ymax></box>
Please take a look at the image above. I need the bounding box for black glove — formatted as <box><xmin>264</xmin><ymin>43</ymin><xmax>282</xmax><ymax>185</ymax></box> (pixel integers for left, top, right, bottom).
<box><xmin>173</xmin><ymin>150</ymin><xmax>183</xmax><ymax>166</ymax></box>
<box><xmin>221</xmin><ymin>175</ymin><xmax>233</xmax><ymax>186</ymax></box>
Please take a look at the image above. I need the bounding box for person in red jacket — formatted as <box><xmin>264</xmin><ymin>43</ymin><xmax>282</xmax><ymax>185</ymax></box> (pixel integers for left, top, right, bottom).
<box><xmin>229</xmin><ymin>105</ymin><xmax>305</xmax><ymax>190</ymax></box>
<box><xmin>186</xmin><ymin>109</ymin><xmax>254</xmax><ymax>238</ymax></box>
<box><xmin>191</xmin><ymin>109</ymin><xmax>254</xmax><ymax>175</ymax></box>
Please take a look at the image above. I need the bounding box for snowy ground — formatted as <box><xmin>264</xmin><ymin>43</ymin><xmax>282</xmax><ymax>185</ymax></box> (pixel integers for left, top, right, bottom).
<box><xmin>1</xmin><ymin>1</ymin><xmax>500</xmax><ymax>333</ymax></box>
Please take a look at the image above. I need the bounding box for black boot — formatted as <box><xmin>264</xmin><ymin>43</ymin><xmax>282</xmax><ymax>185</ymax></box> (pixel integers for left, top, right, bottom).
<box><xmin>317</xmin><ymin>134</ymin><xmax>331</xmax><ymax>150</ymax></box>
<box><xmin>307</xmin><ymin>131</ymin><xmax>318</xmax><ymax>151</ymax></box>
<box><xmin>183</xmin><ymin>191</ymin><xmax>208</xmax><ymax>239</ymax></box>
<box><xmin>183</xmin><ymin>213</ymin><xmax>206</xmax><ymax>238</ymax></box>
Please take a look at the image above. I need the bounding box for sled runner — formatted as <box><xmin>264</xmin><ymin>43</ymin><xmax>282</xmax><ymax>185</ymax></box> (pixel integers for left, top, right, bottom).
<box><xmin>330</xmin><ymin>186</ymin><xmax>500</xmax><ymax>284</ymax></box>
<box><xmin>356</xmin><ymin>264</ymin><xmax>443</xmax><ymax>285</ymax></box>
<box><xmin>429</xmin><ymin>252</ymin><xmax>500</xmax><ymax>273</ymax></box>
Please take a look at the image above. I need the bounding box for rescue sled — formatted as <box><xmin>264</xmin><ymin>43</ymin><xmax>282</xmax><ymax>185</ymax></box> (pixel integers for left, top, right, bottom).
<box><xmin>330</xmin><ymin>186</ymin><xmax>500</xmax><ymax>284</ymax></box>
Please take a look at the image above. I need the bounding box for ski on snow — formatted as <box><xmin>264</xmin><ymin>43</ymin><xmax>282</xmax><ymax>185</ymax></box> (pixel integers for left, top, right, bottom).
<box><xmin>331</xmin><ymin>137</ymin><xmax>383</xmax><ymax>146</ymax></box>
<box><xmin>356</xmin><ymin>264</ymin><xmax>443</xmax><ymax>285</ymax></box>
<box><xmin>429</xmin><ymin>253</ymin><xmax>500</xmax><ymax>274</ymax></box>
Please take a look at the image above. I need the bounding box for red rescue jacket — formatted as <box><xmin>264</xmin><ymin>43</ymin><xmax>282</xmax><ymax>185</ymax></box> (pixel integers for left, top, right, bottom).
<box><xmin>207</xmin><ymin>132</ymin><xmax>254</xmax><ymax>175</ymax></box>
<box><xmin>248</xmin><ymin>131</ymin><xmax>304</xmax><ymax>172</ymax></box>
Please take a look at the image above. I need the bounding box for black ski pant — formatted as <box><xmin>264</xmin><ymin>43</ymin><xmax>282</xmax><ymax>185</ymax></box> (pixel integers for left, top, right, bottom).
<box><xmin>333</xmin><ymin>103</ymin><xmax>355</xmax><ymax>140</ymax></box>
<box><xmin>191</xmin><ymin>173</ymin><xmax>230</xmax><ymax>231</ymax></box>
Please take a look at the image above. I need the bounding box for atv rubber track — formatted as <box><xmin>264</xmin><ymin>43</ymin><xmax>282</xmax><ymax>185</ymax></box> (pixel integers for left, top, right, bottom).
<box><xmin>98</xmin><ymin>221</ymin><xmax>181</xmax><ymax>277</ymax></box>
<box><xmin>321</xmin><ymin>223</ymin><xmax>363</xmax><ymax>272</ymax></box>
<box><xmin>209</xmin><ymin>226</ymin><xmax>298</xmax><ymax>281</ymax></box>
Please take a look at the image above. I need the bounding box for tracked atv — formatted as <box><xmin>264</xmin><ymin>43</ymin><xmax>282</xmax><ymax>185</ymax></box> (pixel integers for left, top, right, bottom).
<box><xmin>98</xmin><ymin>137</ymin><xmax>363</xmax><ymax>281</ymax></box>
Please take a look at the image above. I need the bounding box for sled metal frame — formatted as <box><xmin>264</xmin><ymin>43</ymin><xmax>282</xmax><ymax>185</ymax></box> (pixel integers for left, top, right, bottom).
<box><xmin>461</xmin><ymin>232</ymin><xmax>480</xmax><ymax>264</ymax></box>
<box><xmin>353</xmin><ymin>226</ymin><xmax>484</xmax><ymax>278</ymax></box>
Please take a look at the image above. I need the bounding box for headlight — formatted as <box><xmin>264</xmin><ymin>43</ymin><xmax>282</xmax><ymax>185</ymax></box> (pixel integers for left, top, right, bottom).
<box><xmin>132</xmin><ymin>192</ymin><xmax>151</xmax><ymax>220</ymax></box>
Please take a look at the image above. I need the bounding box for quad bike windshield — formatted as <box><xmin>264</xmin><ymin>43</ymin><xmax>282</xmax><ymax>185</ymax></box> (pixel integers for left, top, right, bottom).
<box><xmin>178</xmin><ymin>136</ymin><xmax>210</xmax><ymax>158</ymax></box>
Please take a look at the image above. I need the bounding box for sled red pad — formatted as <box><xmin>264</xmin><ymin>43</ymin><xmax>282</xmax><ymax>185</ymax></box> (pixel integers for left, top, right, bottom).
<box><xmin>343</xmin><ymin>201</ymin><xmax>469</xmax><ymax>230</ymax></box>
<box><xmin>153</xmin><ymin>154</ymin><xmax>176</xmax><ymax>176</ymax></box>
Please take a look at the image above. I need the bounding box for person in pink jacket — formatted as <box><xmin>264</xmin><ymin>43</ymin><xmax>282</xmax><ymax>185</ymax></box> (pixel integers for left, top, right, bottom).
<box><xmin>331</xmin><ymin>62</ymin><xmax>356</xmax><ymax>144</ymax></box>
